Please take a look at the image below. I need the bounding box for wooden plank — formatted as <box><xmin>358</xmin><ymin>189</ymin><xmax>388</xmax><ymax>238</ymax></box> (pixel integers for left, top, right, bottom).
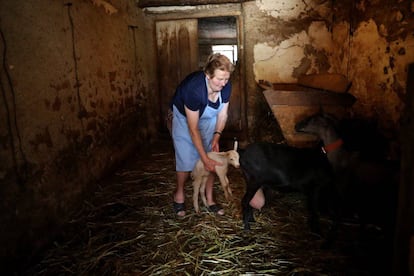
<box><xmin>263</xmin><ymin>89</ymin><xmax>356</xmax><ymax>107</ymax></box>
<box><xmin>156</xmin><ymin>19</ymin><xmax>198</xmax><ymax>130</ymax></box>
<box><xmin>393</xmin><ymin>62</ymin><xmax>414</xmax><ymax>276</ymax></box>
<box><xmin>138</xmin><ymin>0</ymin><xmax>247</xmax><ymax>8</ymax></box>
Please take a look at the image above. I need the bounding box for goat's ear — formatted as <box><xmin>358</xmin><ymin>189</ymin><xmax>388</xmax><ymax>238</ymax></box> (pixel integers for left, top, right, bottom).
<box><xmin>233</xmin><ymin>137</ymin><xmax>238</xmax><ymax>151</ymax></box>
<box><xmin>318</xmin><ymin>105</ymin><xmax>324</xmax><ymax>115</ymax></box>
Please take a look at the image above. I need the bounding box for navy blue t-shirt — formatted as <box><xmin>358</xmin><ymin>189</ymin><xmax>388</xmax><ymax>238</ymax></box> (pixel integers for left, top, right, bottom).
<box><xmin>171</xmin><ymin>71</ymin><xmax>232</xmax><ymax>117</ymax></box>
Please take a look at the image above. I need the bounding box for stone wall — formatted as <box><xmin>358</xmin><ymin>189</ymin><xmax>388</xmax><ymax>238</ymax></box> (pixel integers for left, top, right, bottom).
<box><xmin>0</xmin><ymin>0</ymin><xmax>156</xmax><ymax>267</ymax></box>
<box><xmin>243</xmin><ymin>0</ymin><xmax>414</xmax><ymax>153</ymax></box>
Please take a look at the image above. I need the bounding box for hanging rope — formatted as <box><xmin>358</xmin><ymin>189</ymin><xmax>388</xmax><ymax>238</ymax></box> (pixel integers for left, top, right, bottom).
<box><xmin>65</xmin><ymin>2</ymin><xmax>85</xmax><ymax>132</ymax></box>
<box><xmin>346</xmin><ymin>0</ymin><xmax>355</xmax><ymax>81</ymax></box>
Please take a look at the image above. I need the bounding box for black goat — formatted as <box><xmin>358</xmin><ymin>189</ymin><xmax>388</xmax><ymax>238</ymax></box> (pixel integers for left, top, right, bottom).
<box><xmin>240</xmin><ymin>142</ymin><xmax>339</xmax><ymax>239</ymax></box>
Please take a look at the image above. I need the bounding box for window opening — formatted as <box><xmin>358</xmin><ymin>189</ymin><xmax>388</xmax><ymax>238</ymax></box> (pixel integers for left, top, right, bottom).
<box><xmin>212</xmin><ymin>45</ymin><xmax>237</xmax><ymax>64</ymax></box>
<box><xmin>198</xmin><ymin>16</ymin><xmax>238</xmax><ymax>67</ymax></box>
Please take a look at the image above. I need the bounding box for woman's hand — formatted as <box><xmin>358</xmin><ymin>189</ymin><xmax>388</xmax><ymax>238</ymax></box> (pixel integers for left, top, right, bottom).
<box><xmin>203</xmin><ymin>157</ymin><xmax>222</xmax><ymax>172</ymax></box>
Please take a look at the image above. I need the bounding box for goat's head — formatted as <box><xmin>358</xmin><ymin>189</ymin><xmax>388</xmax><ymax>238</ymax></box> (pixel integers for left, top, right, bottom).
<box><xmin>295</xmin><ymin>113</ymin><xmax>339</xmax><ymax>136</ymax></box>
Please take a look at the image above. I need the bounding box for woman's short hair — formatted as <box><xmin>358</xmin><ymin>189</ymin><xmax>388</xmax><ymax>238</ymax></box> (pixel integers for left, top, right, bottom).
<box><xmin>203</xmin><ymin>53</ymin><xmax>235</xmax><ymax>77</ymax></box>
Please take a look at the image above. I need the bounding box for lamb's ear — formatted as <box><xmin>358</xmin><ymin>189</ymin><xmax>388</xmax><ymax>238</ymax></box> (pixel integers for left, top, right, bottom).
<box><xmin>233</xmin><ymin>137</ymin><xmax>238</xmax><ymax>151</ymax></box>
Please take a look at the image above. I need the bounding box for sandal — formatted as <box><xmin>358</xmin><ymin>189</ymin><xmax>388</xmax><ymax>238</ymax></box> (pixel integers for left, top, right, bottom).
<box><xmin>207</xmin><ymin>204</ymin><xmax>224</xmax><ymax>216</ymax></box>
<box><xmin>173</xmin><ymin>202</ymin><xmax>186</xmax><ymax>217</ymax></box>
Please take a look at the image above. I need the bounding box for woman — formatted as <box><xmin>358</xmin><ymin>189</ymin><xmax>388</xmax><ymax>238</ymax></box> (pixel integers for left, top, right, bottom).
<box><xmin>170</xmin><ymin>53</ymin><xmax>234</xmax><ymax>217</ymax></box>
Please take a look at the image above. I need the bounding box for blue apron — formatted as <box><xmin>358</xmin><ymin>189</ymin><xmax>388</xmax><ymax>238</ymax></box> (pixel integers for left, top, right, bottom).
<box><xmin>172</xmin><ymin>93</ymin><xmax>224</xmax><ymax>171</ymax></box>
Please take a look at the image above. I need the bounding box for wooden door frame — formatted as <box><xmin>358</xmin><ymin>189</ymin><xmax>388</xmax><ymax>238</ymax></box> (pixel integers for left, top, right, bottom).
<box><xmin>151</xmin><ymin>7</ymin><xmax>247</xmax><ymax>142</ymax></box>
<box><xmin>155</xmin><ymin>19</ymin><xmax>199</xmax><ymax>135</ymax></box>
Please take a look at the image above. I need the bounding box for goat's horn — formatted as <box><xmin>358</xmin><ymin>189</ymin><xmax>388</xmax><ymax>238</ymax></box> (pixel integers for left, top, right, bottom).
<box><xmin>233</xmin><ymin>137</ymin><xmax>238</xmax><ymax>151</ymax></box>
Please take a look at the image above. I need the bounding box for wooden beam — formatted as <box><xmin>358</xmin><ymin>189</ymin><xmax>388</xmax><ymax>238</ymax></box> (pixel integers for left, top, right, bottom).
<box><xmin>138</xmin><ymin>0</ymin><xmax>247</xmax><ymax>8</ymax></box>
<box><xmin>263</xmin><ymin>90</ymin><xmax>356</xmax><ymax>107</ymax></box>
<box><xmin>393</xmin><ymin>62</ymin><xmax>414</xmax><ymax>276</ymax></box>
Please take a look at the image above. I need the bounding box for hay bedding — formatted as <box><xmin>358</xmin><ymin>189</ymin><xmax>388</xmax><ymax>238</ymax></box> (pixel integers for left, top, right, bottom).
<box><xmin>27</xmin><ymin>140</ymin><xmax>386</xmax><ymax>275</ymax></box>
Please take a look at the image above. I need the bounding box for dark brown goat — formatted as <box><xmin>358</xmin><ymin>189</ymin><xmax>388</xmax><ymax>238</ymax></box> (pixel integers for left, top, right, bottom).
<box><xmin>295</xmin><ymin>113</ymin><xmax>399</xmax><ymax>247</ymax></box>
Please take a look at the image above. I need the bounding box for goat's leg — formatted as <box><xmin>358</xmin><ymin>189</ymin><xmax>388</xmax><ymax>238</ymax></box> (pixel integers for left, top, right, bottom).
<box><xmin>242</xmin><ymin>183</ymin><xmax>260</xmax><ymax>230</ymax></box>
<box><xmin>305</xmin><ymin>187</ymin><xmax>321</xmax><ymax>235</ymax></box>
<box><xmin>318</xmin><ymin>182</ymin><xmax>341</xmax><ymax>248</ymax></box>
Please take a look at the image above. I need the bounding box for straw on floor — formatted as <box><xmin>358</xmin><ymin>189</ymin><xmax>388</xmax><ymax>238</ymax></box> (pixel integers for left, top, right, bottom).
<box><xmin>27</xmin><ymin>140</ymin><xmax>384</xmax><ymax>276</ymax></box>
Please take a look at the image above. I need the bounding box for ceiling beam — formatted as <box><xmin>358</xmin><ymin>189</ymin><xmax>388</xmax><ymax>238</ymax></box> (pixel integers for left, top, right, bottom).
<box><xmin>138</xmin><ymin>0</ymin><xmax>247</xmax><ymax>8</ymax></box>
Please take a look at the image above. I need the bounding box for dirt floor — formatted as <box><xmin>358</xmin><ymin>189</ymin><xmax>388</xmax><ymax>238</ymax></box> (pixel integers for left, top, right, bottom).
<box><xmin>25</xmin><ymin>138</ymin><xmax>393</xmax><ymax>275</ymax></box>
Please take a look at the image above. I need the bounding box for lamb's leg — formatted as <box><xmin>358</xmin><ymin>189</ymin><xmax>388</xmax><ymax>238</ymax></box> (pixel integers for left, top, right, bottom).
<box><xmin>192</xmin><ymin>177</ymin><xmax>202</xmax><ymax>213</ymax></box>
<box><xmin>225</xmin><ymin>175</ymin><xmax>232</xmax><ymax>197</ymax></box>
<box><xmin>217</xmin><ymin>174</ymin><xmax>231</xmax><ymax>201</ymax></box>
<box><xmin>200</xmin><ymin>175</ymin><xmax>210</xmax><ymax>208</ymax></box>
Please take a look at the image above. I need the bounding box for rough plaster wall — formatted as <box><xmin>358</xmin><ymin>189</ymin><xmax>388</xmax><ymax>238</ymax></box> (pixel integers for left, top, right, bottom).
<box><xmin>0</xmin><ymin>0</ymin><xmax>154</xmax><ymax>264</ymax></box>
<box><xmin>245</xmin><ymin>0</ymin><xmax>413</xmax><ymax>148</ymax></box>
<box><xmin>253</xmin><ymin>23</ymin><xmax>333</xmax><ymax>83</ymax></box>
<box><xmin>252</xmin><ymin>0</ymin><xmax>334</xmax><ymax>83</ymax></box>
<box><xmin>330</xmin><ymin>0</ymin><xmax>414</xmax><ymax>153</ymax></box>
<box><xmin>256</xmin><ymin>0</ymin><xmax>332</xmax><ymax>20</ymax></box>
<box><xmin>243</xmin><ymin>0</ymin><xmax>335</xmax><ymax>141</ymax></box>
<box><xmin>347</xmin><ymin>19</ymin><xmax>411</xmax><ymax>128</ymax></box>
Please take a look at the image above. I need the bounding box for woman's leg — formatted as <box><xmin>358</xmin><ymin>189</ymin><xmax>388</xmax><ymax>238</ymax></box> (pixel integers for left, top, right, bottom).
<box><xmin>174</xmin><ymin>171</ymin><xmax>189</xmax><ymax>216</ymax></box>
<box><xmin>205</xmin><ymin>173</ymin><xmax>224</xmax><ymax>215</ymax></box>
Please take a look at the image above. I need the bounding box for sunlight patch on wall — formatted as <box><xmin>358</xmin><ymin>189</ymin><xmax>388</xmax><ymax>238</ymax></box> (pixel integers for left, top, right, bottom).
<box><xmin>308</xmin><ymin>21</ymin><xmax>332</xmax><ymax>52</ymax></box>
<box><xmin>253</xmin><ymin>31</ymin><xmax>310</xmax><ymax>83</ymax></box>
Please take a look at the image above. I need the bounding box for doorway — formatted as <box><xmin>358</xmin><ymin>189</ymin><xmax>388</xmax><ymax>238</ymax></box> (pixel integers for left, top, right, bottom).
<box><xmin>156</xmin><ymin>16</ymin><xmax>244</xmax><ymax>140</ymax></box>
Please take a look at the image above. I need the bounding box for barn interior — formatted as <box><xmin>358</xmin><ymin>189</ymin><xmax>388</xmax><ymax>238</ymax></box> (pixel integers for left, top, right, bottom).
<box><xmin>1</xmin><ymin>0</ymin><xmax>414</xmax><ymax>275</ymax></box>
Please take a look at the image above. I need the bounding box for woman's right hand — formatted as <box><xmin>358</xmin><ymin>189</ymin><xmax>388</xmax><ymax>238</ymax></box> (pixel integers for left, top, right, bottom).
<box><xmin>203</xmin><ymin>157</ymin><xmax>222</xmax><ymax>172</ymax></box>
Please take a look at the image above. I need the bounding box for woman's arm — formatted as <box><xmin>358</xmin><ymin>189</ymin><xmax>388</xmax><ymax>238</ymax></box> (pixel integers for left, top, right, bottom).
<box><xmin>185</xmin><ymin>106</ymin><xmax>221</xmax><ymax>172</ymax></box>
<box><xmin>211</xmin><ymin>102</ymin><xmax>229</xmax><ymax>152</ymax></box>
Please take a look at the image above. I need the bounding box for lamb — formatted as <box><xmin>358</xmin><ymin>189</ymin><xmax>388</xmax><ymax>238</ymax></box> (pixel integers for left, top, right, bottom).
<box><xmin>191</xmin><ymin>149</ymin><xmax>240</xmax><ymax>213</ymax></box>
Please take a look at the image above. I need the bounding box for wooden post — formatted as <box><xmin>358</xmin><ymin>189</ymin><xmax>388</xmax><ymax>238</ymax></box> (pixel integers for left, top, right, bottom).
<box><xmin>393</xmin><ymin>63</ymin><xmax>414</xmax><ymax>276</ymax></box>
